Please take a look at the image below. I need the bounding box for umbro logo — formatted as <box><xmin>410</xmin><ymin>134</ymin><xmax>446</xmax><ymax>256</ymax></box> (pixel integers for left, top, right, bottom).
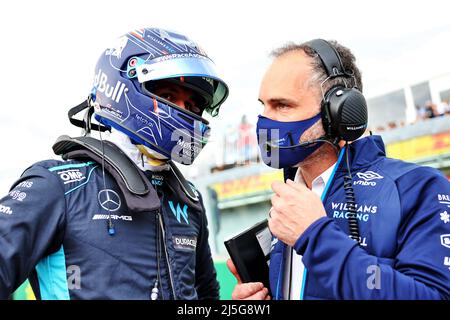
<box><xmin>356</xmin><ymin>171</ymin><xmax>384</xmax><ymax>181</ymax></box>
<box><xmin>354</xmin><ymin>171</ymin><xmax>384</xmax><ymax>187</ymax></box>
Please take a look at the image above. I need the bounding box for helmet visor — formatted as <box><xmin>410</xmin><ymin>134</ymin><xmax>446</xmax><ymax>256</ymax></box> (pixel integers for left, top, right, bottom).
<box><xmin>136</xmin><ymin>57</ymin><xmax>228</xmax><ymax>116</ymax></box>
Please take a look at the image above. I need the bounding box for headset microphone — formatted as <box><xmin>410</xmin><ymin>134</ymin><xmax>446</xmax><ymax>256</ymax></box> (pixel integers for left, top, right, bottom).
<box><xmin>266</xmin><ymin>136</ymin><xmax>339</xmax><ymax>150</ymax></box>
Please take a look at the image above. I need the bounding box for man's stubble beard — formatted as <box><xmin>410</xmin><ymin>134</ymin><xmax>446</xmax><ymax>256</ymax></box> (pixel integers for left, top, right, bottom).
<box><xmin>295</xmin><ymin>119</ymin><xmax>338</xmax><ymax>169</ymax></box>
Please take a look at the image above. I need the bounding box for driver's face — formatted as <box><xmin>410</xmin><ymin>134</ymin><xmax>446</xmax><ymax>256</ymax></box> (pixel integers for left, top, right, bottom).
<box><xmin>152</xmin><ymin>80</ymin><xmax>203</xmax><ymax>115</ymax></box>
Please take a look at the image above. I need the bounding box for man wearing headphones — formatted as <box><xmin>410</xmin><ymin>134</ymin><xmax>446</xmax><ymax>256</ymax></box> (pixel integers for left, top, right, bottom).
<box><xmin>228</xmin><ymin>39</ymin><xmax>450</xmax><ymax>299</ymax></box>
<box><xmin>0</xmin><ymin>28</ymin><xmax>228</xmax><ymax>299</ymax></box>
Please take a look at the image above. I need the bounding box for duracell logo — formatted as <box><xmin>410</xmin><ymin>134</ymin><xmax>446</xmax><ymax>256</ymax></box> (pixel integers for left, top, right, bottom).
<box><xmin>172</xmin><ymin>235</ymin><xmax>197</xmax><ymax>251</ymax></box>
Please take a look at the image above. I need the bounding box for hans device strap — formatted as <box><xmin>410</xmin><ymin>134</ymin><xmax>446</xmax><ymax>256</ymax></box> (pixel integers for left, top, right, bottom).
<box><xmin>306</xmin><ymin>39</ymin><xmax>368</xmax><ymax>142</ymax></box>
<box><xmin>52</xmin><ymin>135</ymin><xmax>160</xmax><ymax>213</ymax></box>
<box><xmin>157</xmin><ymin>162</ymin><xmax>202</xmax><ymax>211</ymax></box>
<box><xmin>53</xmin><ymin>135</ymin><xmax>149</xmax><ymax>195</ymax></box>
<box><xmin>167</xmin><ymin>160</ymin><xmax>200</xmax><ymax>203</ymax></box>
<box><xmin>52</xmin><ymin>135</ymin><xmax>200</xmax><ymax>212</ymax></box>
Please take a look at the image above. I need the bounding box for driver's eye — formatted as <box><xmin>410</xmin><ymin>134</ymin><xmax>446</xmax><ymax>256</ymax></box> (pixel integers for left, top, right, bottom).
<box><xmin>160</xmin><ymin>93</ymin><xmax>173</xmax><ymax>101</ymax></box>
<box><xmin>186</xmin><ymin>102</ymin><xmax>201</xmax><ymax>115</ymax></box>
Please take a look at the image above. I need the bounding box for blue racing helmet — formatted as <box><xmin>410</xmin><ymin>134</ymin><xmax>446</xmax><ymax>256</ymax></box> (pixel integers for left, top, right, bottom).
<box><xmin>90</xmin><ymin>28</ymin><xmax>229</xmax><ymax>164</ymax></box>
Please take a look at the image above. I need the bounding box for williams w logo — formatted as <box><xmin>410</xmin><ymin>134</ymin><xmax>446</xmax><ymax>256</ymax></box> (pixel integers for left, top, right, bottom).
<box><xmin>168</xmin><ymin>201</ymin><xmax>189</xmax><ymax>224</ymax></box>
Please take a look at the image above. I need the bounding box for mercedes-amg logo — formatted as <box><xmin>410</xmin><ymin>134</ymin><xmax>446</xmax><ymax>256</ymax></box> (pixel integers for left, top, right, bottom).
<box><xmin>98</xmin><ymin>189</ymin><xmax>121</xmax><ymax>212</ymax></box>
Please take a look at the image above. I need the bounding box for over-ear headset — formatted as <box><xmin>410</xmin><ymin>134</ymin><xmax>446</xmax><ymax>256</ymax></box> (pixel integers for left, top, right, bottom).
<box><xmin>306</xmin><ymin>39</ymin><xmax>368</xmax><ymax>142</ymax></box>
<box><xmin>305</xmin><ymin>40</ymin><xmax>366</xmax><ymax>244</ymax></box>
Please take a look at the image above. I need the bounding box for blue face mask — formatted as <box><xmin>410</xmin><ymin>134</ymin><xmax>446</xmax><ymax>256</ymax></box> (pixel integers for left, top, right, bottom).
<box><xmin>256</xmin><ymin>113</ymin><xmax>324</xmax><ymax>168</ymax></box>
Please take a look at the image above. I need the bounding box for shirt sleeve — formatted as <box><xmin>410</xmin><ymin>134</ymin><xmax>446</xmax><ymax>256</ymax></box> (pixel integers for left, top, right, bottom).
<box><xmin>293</xmin><ymin>167</ymin><xmax>450</xmax><ymax>299</ymax></box>
<box><xmin>0</xmin><ymin>164</ymin><xmax>66</xmax><ymax>298</ymax></box>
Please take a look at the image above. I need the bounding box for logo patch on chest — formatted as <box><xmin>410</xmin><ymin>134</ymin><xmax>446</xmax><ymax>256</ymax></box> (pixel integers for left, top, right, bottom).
<box><xmin>57</xmin><ymin>169</ymin><xmax>86</xmax><ymax>184</ymax></box>
<box><xmin>354</xmin><ymin>171</ymin><xmax>384</xmax><ymax>186</ymax></box>
<box><xmin>168</xmin><ymin>201</ymin><xmax>189</xmax><ymax>224</ymax></box>
<box><xmin>98</xmin><ymin>189</ymin><xmax>122</xmax><ymax>212</ymax></box>
<box><xmin>172</xmin><ymin>235</ymin><xmax>197</xmax><ymax>251</ymax></box>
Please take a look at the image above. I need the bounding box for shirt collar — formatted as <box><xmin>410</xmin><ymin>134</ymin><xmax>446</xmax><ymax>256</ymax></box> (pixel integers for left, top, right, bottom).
<box><xmin>312</xmin><ymin>162</ymin><xmax>336</xmax><ymax>189</ymax></box>
<box><xmin>294</xmin><ymin>161</ymin><xmax>337</xmax><ymax>192</ymax></box>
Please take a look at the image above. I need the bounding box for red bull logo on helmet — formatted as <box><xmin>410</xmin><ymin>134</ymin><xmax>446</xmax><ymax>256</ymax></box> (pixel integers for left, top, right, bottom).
<box><xmin>94</xmin><ymin>69</ymin><xmax>128</xmax><ymax>103</ymax></box>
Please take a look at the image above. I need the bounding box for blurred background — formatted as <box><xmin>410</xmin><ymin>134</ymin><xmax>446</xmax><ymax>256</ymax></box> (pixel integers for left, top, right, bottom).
<box><xmin>1</xmin><ymin>0</ymin><xmax>449</xmax><ymax>299</ymax></box>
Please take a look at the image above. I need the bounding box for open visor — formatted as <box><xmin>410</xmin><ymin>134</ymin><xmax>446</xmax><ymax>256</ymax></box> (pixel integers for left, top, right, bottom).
<box><xmin>135</xmin><ymin>57</ymin><xmax>229</xmax><ymax>116</ymax></box>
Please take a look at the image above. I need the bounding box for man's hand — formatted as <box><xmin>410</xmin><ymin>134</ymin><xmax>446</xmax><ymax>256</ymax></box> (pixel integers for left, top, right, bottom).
<box><xmin>226</xmin><ymin>259</ymin><xmax>271</xmax><ymax>300</ymax></box>
<box><xmin>269</xmin><ymin>179</ymin><xmax>326</xmax><ymax>246</ymax></box>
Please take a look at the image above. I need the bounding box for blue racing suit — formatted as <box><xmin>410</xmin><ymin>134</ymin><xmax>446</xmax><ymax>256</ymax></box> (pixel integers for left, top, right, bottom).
<box><xmin>0</xmin><ymin>142</ymin><xmax>219</xmax><ymax>300</ymax></box>
<box><xmin>269</xmin><ymin>135</ymin><xmax>450</xmax><ymax>299</ymax></box>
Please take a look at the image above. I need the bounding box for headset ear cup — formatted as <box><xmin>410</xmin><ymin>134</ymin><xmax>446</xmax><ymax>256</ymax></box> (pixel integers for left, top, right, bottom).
<box><xmin>320</xmin><ymin>92</ymin><xmax>334</xmax><ymax>138</ymax></box>
<box><xmin>328</xmin><ymin>87</ymin><xmax>368</xmax><ymax>141</ymax></box>
<box><xmin>321</xmin><ymin>85</ymin><xmax>346</xmax><ymax>139</ymax></box>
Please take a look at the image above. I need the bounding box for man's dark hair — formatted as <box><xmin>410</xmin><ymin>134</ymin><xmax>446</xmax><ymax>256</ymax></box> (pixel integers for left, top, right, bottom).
<box><xmin>271</xmin><ymin>40</ymin><xmax>363</xmax><ymax>94</ymax></box>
